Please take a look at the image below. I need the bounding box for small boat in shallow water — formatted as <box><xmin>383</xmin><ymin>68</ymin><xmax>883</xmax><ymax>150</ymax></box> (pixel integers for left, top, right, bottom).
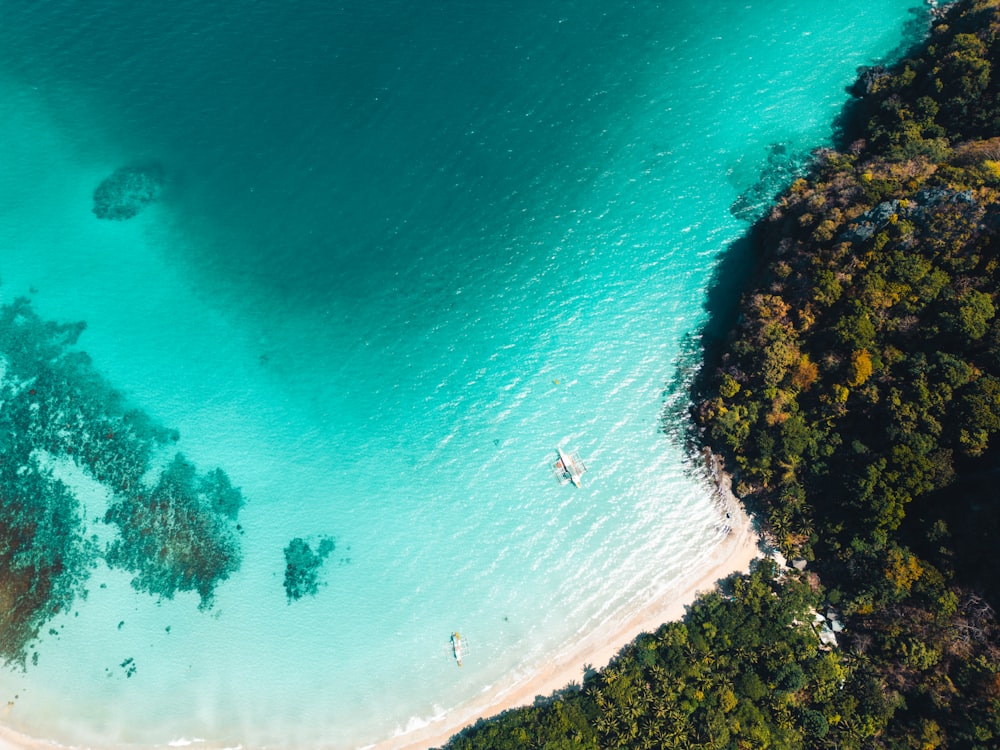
<box><xmin>451</xmin><ymin>631</ymin><xmax>465</xmax><ymax>667</ymax></box>
<box><xmin>553</xmin><ymin>446</ymin><xmax>587</xmax><ymax>488</ymax></box>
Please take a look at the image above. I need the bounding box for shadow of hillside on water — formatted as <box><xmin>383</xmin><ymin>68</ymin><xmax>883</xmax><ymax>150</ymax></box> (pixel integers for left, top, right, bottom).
<box><xmin>693</xmin><ymin>231</ymin><xmax>760</xmax><ymax>397</ymax></box>
<box><xmin>691</xmin><ymin>3</ymin><xmax>936</xmax><ymax>408</ymax></box>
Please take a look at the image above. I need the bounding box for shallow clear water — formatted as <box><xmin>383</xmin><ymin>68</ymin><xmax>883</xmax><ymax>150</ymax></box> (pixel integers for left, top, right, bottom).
<box><xmin>0</xmin><ymin>1</ymin><xmax>923</xmax><ymax>747</ymax></box>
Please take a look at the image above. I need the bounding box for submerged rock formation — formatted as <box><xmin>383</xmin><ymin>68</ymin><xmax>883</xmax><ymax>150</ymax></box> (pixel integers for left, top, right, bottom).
<box><xmin>0</xmin><ymin>456</ymin><xmax>94</xmax><ymax>668</ymax></box>
<box><xmin>283</xmin><ymin>536</ymin><xmax>335</xmax><ymax>602</ymax></box>
<box><xmin>0</xmin><ymin>294</ymin><xmax>245</xmax><ymax>665</ymax></box>
<box><xmin>104</xmin><ymin>455</ymin><xmax>244</xmax><ymax>608</ymax></box>
<box><xmin>730</xmin><ymin>143</ymin><xmax>811</xmax><ymax>223</ymax></box>
<box><xmin>92</xmin><ymin>164</ymin><xmax>164</xmax><ymax>220</ymax></box>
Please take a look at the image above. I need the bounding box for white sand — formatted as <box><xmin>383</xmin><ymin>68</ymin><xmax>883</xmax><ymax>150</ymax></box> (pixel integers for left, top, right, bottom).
<box><xmin>371</xmin><ymin>453</ymin><xmax>761</xmax><ymax>750</ymax></box>
<box><xmin>0</xmin><ymin>455</ymin><xmax>761</xmax><ymax>750</ymax></box>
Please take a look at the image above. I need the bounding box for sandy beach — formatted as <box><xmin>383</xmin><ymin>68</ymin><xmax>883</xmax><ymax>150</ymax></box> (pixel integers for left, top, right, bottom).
<box><xmin>0</xmin><ymin>456</ymin><xmax>762</xmax><ymax>750</ymax></box>
<box><xmin>372</xmin><ymin>455</ymin><xmax>762</xmax><ymax>750</ymax></box>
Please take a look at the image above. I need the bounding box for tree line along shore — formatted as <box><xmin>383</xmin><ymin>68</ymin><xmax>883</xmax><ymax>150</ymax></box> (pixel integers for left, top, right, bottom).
<box><xmin>438</xmin><ymin>1</ymin><xmax>1000</xmax><ymax>747</ymax></box>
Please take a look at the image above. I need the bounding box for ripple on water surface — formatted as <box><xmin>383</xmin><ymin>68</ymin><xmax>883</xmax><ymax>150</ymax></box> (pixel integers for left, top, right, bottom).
<box><xmin>0</xmin><ymin>0</ymin><xmax>926</xmax><ymax>746</ymax></box>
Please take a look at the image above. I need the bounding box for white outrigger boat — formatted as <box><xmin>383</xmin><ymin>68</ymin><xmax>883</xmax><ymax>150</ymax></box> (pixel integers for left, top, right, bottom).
<box><xmin>451</xmin><ymin>631</ymin><xmax>466</xmax><ymax>667</ymax></box>
<box><xmin>553</xmin><ymin>446</ymin><xmax>587</xmax><ymax>488</ymax></box>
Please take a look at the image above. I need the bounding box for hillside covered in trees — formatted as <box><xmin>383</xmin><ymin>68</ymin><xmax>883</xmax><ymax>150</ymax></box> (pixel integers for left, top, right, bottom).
<box><xmin>441</xmin><ymin>1</ymin><xmax>1000</xmax><ymax>747</ymax></box>
<box><xmin>697</xmin><ymin>0</ymin><xmax>1000</xmax><ymax>744</ymax></box>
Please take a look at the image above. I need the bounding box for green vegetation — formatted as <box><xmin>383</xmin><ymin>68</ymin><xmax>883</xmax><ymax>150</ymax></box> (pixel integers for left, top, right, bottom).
<box><xmin>441</xmin><ymin>1</ymin><xmax>1000</xmax><ymax>747</ymax></box>
<box><xmin>696</xmin><ymin>0</ymin><xmax>1000</xmax><ymax>744</ymax></box>
<box><xmin>449</xmin><ymin>562</ymin><xmax>884</xmax><ymax>750</ymax></box>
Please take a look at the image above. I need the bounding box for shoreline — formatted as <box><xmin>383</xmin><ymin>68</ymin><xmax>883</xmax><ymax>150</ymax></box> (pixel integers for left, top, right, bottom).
<box><xmin>370</xmin><ymin>451</ymin><xmax>761</xmax><ymax>750</ymax></box>
<box><xmin>0</xmin><ymin>455</ymin><xmax>762</xmax><ymax>750</ymax></box>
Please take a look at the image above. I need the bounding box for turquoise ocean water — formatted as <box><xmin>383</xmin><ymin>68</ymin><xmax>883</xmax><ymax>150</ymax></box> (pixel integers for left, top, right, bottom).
<box><xmin>0</xmin><ymin>1</ymin><xmax>923</xmax><ymax>747</ymax></box>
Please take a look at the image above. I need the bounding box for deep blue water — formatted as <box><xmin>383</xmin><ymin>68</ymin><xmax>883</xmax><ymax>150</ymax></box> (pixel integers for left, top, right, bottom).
<box><xmin>0</xmin><ymin>1</ymin><xmax>926</xmax><ymax>747</ymax></box>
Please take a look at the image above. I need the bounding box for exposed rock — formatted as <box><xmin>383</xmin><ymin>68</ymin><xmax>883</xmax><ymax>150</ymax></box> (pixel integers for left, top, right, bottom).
<box><xmin>731</xmin><ymin>143</ymin><xmax>812</xmax><ymax>223</ymax></box>
<box><xmin>915</xmin><ymin>186</ymin><xmax>975</xmax><ymax>207</ymax></box>
<box><xmin>851</xmin><ymin>65</ymin><xmax>889</xmax><ymax>97</ymax></box>
<box><xmin>839</xmin><ymin>189</ymin><xmax>979</xmax><ymax>244</ymax></box>
<box><xmin>838</xmin><ymin>221</ymin><xmax>877</xmax><ymax>244</ymax></box>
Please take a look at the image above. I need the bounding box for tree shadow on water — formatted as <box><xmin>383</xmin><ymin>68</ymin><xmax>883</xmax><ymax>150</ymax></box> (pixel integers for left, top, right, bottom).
<box><xmin>694</xmin><ymin>230</ymin><xmax>762</xmax><ymax>396</ymax></box>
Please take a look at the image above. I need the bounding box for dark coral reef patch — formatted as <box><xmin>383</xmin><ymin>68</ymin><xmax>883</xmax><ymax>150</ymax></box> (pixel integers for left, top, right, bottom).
<box><xmin>105</xmin><ymin>455</ymin><xmax>243</xmax><ymax>608</ymax></box>
<box><xmin>0</xmin><ymin>294</ymin><xmax>245</xmax><ymax>665</ymax></box>
<box><xmin>283</xmin><ymin>536</ymin><xmax>335</xmax><ymax>602</ymax></box>
<box><xmin>0</xmin><ymin>457</ymin><xmax>94</xmax><ymax>667</ymax></box>
<box><xmin>92</xmin><ymin>164</ymin><xmax>164</xmax><ymax>221</ymax></box>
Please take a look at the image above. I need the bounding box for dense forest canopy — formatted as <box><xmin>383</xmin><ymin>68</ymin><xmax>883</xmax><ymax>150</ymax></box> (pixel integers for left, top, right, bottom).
<box><xmin>441</xmin><ymin>1</ymin><xmax>1000</xmax><ymax>747</ymax></box>
<box><xmin>691</xmin><ymin>0</ymin><xmax>1000</xmax><ymax>744</ymax></box>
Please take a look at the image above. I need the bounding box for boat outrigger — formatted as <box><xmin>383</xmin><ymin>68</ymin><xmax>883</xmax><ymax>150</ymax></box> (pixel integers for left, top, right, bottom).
<box><xmin>553</xmin><ymin>446</ymin><xmax>587</xmax><ymax>488</ymax></box>
<box><xmin>451</xmin><ymin>631</ymin><xmax>465</xmax><ymax>667</ymax></box>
